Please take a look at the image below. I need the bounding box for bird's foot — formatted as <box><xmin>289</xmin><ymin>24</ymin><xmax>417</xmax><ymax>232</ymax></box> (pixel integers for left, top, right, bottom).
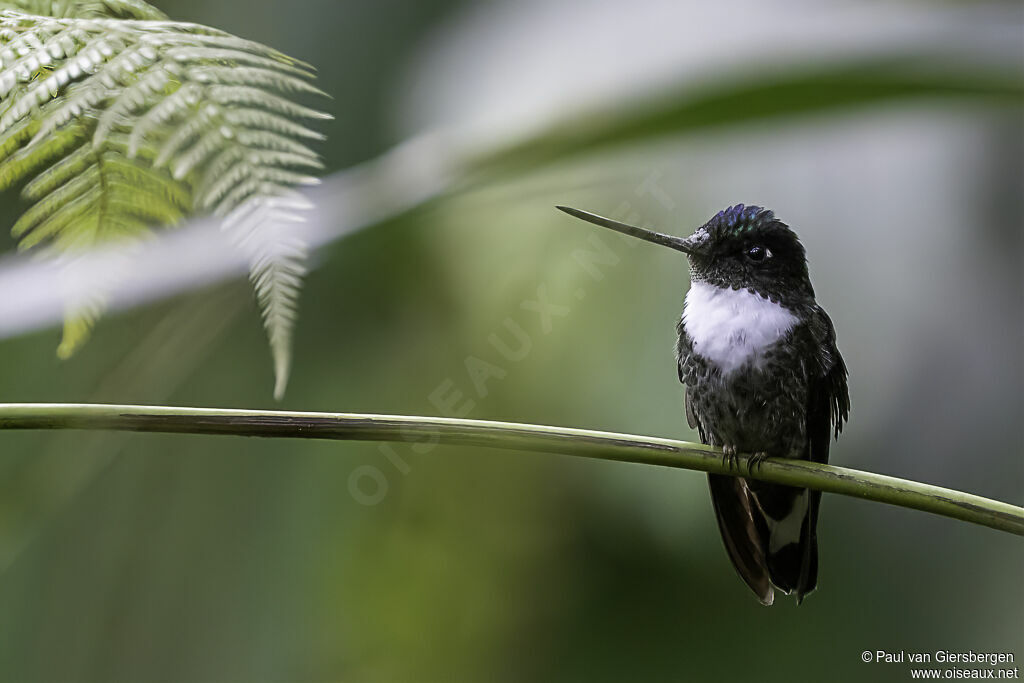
<box><xmin>747</xmin><ymin>451</ymin><xmax>769</xmax><ymax>474</ymax></box>
<box><xmin>722</xmin><ymin>444</ymin><xmax>739</xmax><ymax>471</ymax></box>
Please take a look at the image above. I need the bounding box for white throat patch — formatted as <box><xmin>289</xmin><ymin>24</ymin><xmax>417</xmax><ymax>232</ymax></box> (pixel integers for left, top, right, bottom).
<box><xmin>682</xmin><ymin>282</ymin><xmax>797</xmax><ymax>375</ymax></box>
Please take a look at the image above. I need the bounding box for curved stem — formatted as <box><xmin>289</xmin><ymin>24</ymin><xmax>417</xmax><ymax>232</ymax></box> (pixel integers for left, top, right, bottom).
<box><xmin>0</xmin><ymin>402</ymin><xmax>1020</xmax><ymax>536</ymax></box>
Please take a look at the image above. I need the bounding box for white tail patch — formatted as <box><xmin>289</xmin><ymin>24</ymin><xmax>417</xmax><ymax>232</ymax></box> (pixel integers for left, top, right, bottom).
<box><xmin>763</xmin><ymin>489</ymin><xmax>808</xmax><ymax>554</ymax></box>
<box><xmin>682</xmin><ymin>282</ymin><xmax>797</xmax><ymax>374</ymax></box>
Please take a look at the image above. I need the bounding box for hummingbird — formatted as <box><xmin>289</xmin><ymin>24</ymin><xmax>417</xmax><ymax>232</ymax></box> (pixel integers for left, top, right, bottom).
<box><xmin>556</xmin><ymin>204</ymin><xmax>850</xmax><ymax>605</ymax></box>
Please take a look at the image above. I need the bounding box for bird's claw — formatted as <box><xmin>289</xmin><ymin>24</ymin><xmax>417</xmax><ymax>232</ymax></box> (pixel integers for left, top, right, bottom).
<box><xmin>722</xmin><ymin>444</ymin><xmax>739</xmax><ymax>471</ymax></box>
<box><xmin>747</xmin><ymin>451</ymin><xmax>769</xmax><ymax>474</ymax></box>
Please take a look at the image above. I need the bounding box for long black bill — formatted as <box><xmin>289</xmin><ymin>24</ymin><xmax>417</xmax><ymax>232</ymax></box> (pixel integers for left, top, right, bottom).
<box><xmin>556</xmin><ymin>206</ymin><xmax>694</xmax><ymax>254</ymax></box>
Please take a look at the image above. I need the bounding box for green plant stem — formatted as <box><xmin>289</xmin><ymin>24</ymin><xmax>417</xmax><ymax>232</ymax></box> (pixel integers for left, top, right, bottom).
<box><xmin>0</xmin><ymin>403</ymin><xmax>1020</xmax><ymax>536</ymax></box>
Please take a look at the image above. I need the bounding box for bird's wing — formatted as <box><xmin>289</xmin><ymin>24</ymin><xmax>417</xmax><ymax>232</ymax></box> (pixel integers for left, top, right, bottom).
<box><xmin>685</xmin><ymin>389</ymin><xmax>699</xmax><ymax>432</ymax></box>
<box><xmin>676</xmin><ymin>321</ymin><xmax>705</xmax><ymax>438</ymax></box>
<box><xmin>804</xmin><ymin>304</ymin><xmax>850</xmax><ymax>464</ymax></box>
<box><xmin>795</xmin><ymin>305</ymin><xmax>850</xmax><ymax>601</ymax></box>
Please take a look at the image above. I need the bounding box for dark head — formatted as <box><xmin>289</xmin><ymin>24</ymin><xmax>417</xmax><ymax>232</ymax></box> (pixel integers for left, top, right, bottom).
<box><xmin>556</xmin><ymin>204</ymin><xmax>814</xmax><ymax>305</ymax></box>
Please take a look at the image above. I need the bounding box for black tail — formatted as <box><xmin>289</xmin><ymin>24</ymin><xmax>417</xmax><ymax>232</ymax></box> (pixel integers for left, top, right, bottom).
<box><xmin>707</xmin><ymin>474</ymin><xmax>773</xmax><ymax>605</ymax></box>
<box><xmin>708</xmin><ymin>475</ymin><xmax>820</xmax><ymax>605</ymax></box>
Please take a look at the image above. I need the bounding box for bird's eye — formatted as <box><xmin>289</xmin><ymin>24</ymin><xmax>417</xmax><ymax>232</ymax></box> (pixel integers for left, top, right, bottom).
<box><xmin>746</xmin><ymin>245</ymin><xmax>771</xmax><ymax>263</ymax></box>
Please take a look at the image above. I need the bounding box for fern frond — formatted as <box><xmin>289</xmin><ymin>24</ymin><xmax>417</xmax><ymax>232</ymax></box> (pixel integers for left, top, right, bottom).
<box><xmin>0</xmin><ymin>117</ymin><xmax>79</xmax><ymax>186</ymax></box>
<box><xmin>200</xmin><ymin>167</ymin><xmax>319</xmax><ymax>213</ymax></box>
<box><xmin>57</xmin><ymin>312</ymin><xmax>96</xmax><ymax>358</ymax></box>
<box><xmin>165</xmin><ymin>46</ymin><xmax>314</xmax><ymax>78</ymax></box>
<box><xmin>236</xmin><ymin>203</ymin><xmax>307</xmax><ymax>401</ymax></box>
<box><xmin>21</xmin><ymin>135</ymin><xmax>90</xmax><ymax>195</ymax></box>
<box><xmin>91</xmin><ymin>60</ymin><xmax>177</xmax><ymax>142</ymax></box>
<box><xmin>170</xmin><ymin>124</ymin><xmax>226</xmax><ymax>179</ymax></box>
<box><xmin>0</xmin><ymin>116</ymin><xmax>37</xmax><ymax>170</ymax></box>
<box><xmin>14</xmin><ymin>147</ymin><xmax>188</xmax><ymax>249</ymax></box>
<box><xmin>0</xmin><ymin>3</ymin><xmax>328</xmax><ymax>395</ymax></box>
<box><xmin>234</xmin><ymin>128</ymin><xmax>323</xmax><ymax>158</ymax></box>
<box><xmin>206</xmin><ymin>85</ymin><xmax>331</xmax><ymax>120</ymax></box>
<box><xmin>222</xmin><ymin>108</ymin><xmax>326</xmax><ymax>141</ymax></box>
<box><xmin>186</xmin><ymin>65</ymin><xmax>327</xmax><ymax>97</ymax></box>
<box><xmin>0</xmin><ymin>1</ymin><xmax>168</xmax><ymax>20</ymax></box>
<box><xmin>126</xmin><ymin>80</ymin><xmax>199</xmax><ymax>154</ymax></box>
<box><xmin>151</xmin><ymin>100</ymin><xmax>215</xmax><ymax>166</ymax></box>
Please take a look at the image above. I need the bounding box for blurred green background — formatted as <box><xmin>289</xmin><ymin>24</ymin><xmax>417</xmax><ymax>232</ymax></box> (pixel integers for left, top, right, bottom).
<box><xmin>0</xmin><ymin>0</ymin><xmax>1021</xmax><ymax>681</ymax></box>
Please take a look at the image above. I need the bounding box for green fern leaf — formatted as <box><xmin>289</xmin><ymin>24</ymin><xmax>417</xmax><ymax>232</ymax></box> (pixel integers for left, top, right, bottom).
<box><xmin>0</xmin><ymin>1</ymin><xmax>329</xmax><ymax>396</ymax></box>
<box><xmin>0</xmin><ymin>1</ymin><xmax>167</xmax><ymax>20</ymax></box>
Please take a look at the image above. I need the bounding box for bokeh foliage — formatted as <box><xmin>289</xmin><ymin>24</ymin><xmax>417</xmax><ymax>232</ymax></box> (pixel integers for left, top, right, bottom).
<box><xmin>0</xmin><ymin>0</ymin><xmax>1020</xmax><ymax>681</ymax></box>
